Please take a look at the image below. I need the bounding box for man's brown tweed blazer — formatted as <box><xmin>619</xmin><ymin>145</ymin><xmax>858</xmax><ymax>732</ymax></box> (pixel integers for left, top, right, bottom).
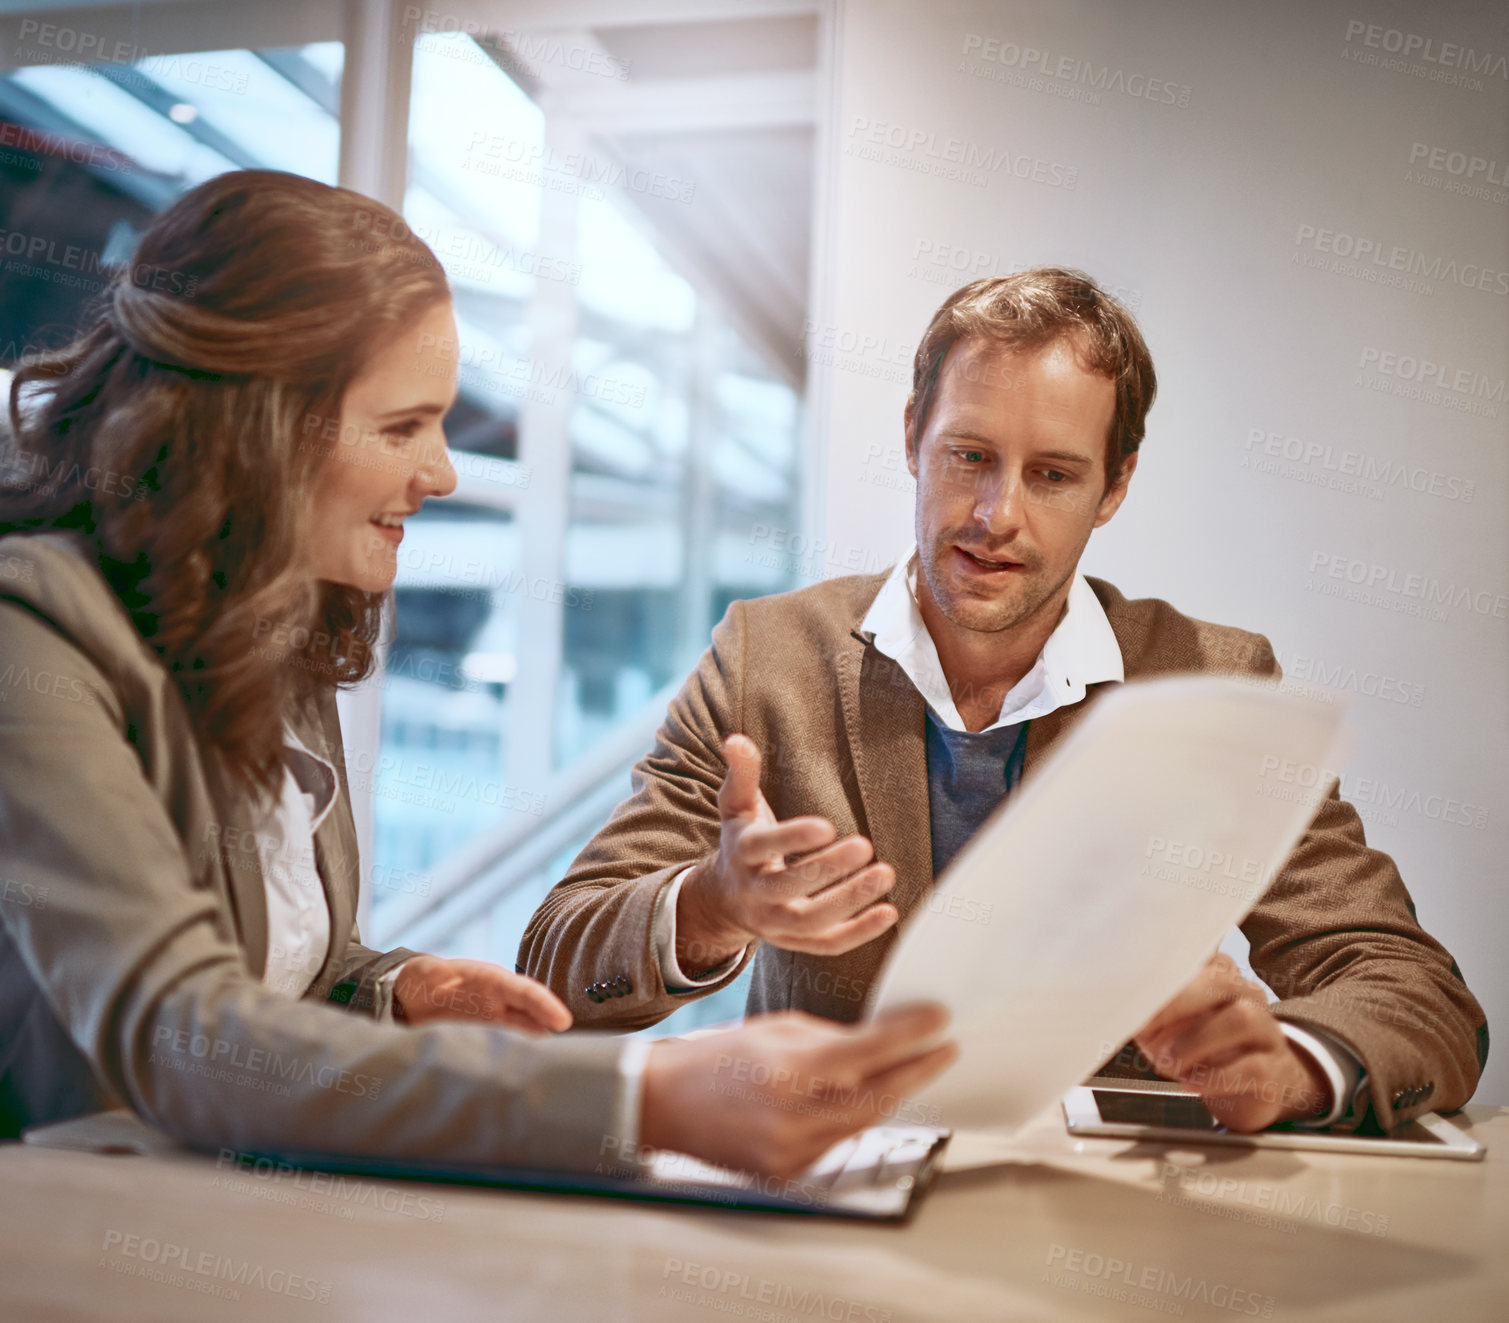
<box><xmin>520</xmin><ymin>573</ymin><xmax>1488</xmax><ymax>1131</ymax></box>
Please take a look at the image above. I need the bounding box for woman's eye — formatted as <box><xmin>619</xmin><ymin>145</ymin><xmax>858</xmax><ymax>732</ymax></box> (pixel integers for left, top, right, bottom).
<box><xmin>384</xmin><ymin>423</ymin><xmax>421</xmax><ymax>445</ymax></box>
<box><xmin>960</xmin><ymin>450</ymin><xmax>985</xmax><ymax>463</ymax></box>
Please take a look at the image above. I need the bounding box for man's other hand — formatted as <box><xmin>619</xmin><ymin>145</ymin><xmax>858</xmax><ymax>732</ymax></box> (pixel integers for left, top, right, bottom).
<box><xmin>393</xmin><ymin>955</ymin><xmax>573</xmax><ymax>1034</ymax></box>
<box><xmin>638</xmin><ymin>1004</ymin><xmax>956</xmax><ymax>1180</ymax></box>
<box><xmin>674</xmin><ymin>734</ymin><xmax>901</xmax><ymax>972</ymax></box>
<box><xmin>1133</xmin><ymin>953</ymin><xmax>1332</xmax><ymax>1131</ymax></box>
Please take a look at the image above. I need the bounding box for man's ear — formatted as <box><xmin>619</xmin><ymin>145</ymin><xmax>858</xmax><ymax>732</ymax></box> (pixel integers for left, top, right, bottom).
<box><xmin>904</xmin><ymin>398</ymin><xmax>919</xmax><ymax>478</ymax></box>
<box><xmin>1092</xmin><ymin>450</ymin><xmax>1138</xmax><ymax>528</ymax></box>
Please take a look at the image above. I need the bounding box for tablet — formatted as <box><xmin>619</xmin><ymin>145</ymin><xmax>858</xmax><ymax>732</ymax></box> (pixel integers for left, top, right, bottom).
<box><xmin>22</xmin><ymin>1111</ymin><xmax>953</xmax><ymax>1222</ymax></box>
<box><xmin>1062</xmin><ymin>1079</ymin><xmax>1484</xmax><ymax>1160</ymax></box>
<box><xmin>235</xmin><ymin>1124</ymin><xmax>952</xmax><ymax>1221</ymax></box>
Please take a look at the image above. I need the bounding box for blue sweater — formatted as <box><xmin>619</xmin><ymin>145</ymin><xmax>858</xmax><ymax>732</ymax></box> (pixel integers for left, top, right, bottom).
<box><xmin>925</xmin><ymin>710</ymin><xmax>1029</xmax><ymax>878</ymax></box>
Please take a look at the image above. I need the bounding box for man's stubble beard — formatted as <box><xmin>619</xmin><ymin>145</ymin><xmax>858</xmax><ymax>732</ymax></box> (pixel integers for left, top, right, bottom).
<box><xmin>917</xmin><ymin>534</ymin><xmax>1077</xmax><ymax>637</ymax></box>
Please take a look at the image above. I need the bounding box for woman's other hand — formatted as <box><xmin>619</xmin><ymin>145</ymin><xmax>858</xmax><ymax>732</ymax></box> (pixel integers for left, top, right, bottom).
<box><xmin>393</xmin><ymin>955</ymin><xmax>573</xmax><ymax>1033</ymax></box>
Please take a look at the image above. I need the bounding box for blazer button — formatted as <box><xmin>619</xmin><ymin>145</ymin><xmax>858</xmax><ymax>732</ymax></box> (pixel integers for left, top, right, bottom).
<box><xmin>1419</xmin><ymin>1082</ymin><xmax>1434</xmax><ymax>1102</ymax></box>
<box><xmin>585</xmin><ymin>984</ymin><xmax>603</xmax><ymax>1003</ymax></box>
<box><xmin>612</xmin><ymin>975</ymin><xmax>632</xmax><ymax>997</ymax></box>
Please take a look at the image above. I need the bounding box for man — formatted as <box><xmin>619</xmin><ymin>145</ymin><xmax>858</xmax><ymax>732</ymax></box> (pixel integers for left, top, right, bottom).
<box><xmin>520</xmin><ymin>268</ymin><xmax>1487</xmax><ymax>1135</ymax></box>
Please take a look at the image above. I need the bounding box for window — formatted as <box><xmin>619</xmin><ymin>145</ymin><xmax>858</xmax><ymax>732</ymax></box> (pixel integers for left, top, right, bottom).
<box><xmin>371</xmin><ymin>31</ymin><xmax>810</xmax><ymax>1031</ymax></box>
<box><xmin>1</xmin><ymin>12</ymin><xmax>816</xmax><ymax>1038</ymax></box>
<box><xmin>0</xmin><ymin>41</ymin><xmax>343</xmax><ymax>365</ymax></box>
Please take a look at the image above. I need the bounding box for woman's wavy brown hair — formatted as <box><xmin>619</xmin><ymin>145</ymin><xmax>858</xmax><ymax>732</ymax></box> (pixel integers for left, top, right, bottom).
<box><xmin>0</xmin><ymin>169</ymin><xmax>450</xmax><ymax>799</ymax></box>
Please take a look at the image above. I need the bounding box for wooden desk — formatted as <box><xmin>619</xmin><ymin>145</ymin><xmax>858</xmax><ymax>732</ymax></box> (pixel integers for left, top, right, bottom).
<box><xmin>1</xmin><ymin>1106</ymin><xmax>1503</xmax><ymax>1322</ymax></box>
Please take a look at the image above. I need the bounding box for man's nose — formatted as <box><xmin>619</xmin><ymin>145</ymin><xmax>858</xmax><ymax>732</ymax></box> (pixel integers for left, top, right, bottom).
<box><xmin>973</xmin><ymin>470</ymin><xmax>1024</xmax><ymax>536</ymax></box>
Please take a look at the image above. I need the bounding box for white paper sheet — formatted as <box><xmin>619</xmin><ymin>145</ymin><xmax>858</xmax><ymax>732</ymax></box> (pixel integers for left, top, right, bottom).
<box><xmin>870</xmin><ymin>675</ymin><xmax>1353</xmax><ymax>1130</ymax></box>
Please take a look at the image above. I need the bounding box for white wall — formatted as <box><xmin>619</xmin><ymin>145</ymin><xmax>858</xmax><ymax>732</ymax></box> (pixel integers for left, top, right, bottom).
<box><xmin>810</xmin><ymin>0</ymin><xmax>1509</xmax><ymax>1102</ymax></box>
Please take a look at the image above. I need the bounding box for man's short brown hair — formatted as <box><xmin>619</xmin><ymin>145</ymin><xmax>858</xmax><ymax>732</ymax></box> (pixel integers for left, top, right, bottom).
<box><xmin>907</xmin><ymin>267</ymin><xmax>1157</xmax><ymax>490</ymax></box>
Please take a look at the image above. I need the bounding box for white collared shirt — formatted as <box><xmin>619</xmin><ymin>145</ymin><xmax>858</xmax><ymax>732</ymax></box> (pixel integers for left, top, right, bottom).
<box><xmin>860</xmin><ymin>546</ymin><xmax>1124</xmax><ymax>731</ymax></box>
<box><xmin>252</xmin><ymin>726</ymin><xmax>406</xmax><ymax>1018</ymax></box>
<box><xmin>254</xmin><ymin>725</ymin><xmax>338</xmax><ymax>999</ymax></box>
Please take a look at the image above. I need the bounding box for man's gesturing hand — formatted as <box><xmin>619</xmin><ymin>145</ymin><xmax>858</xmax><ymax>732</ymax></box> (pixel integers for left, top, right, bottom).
<box><xmin>639</xmin><ymin>1005</ymin><xmax>956</xmax><ymax>1180</ymax></box>
<box><xmin>1133</xmin><ymin>953</ymin><xmax>1332</xmax><ymax>1132</ymax></box>
<box><xmin>674</xmin><ymin>734</ymin><xmax>901</xmax><ymax>972</ymax></box>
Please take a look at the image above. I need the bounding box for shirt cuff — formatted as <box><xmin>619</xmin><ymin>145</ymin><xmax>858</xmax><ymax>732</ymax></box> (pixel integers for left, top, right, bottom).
<box><xmin>1279</xmin><ymin>1021</ymin><xmax>1366</xmax><ymax>1128</ymax></box>
<box><xmin>612</xmin><ymin>1035</ymin><xmax>654</xmax><ymax>1154</ymax></box>
<box><xmin>374</xmin><ymin>958</ymin><xmax>416</xmax><ymax>1023</ymax></box>
<box><xmin>653</xmin><ymin>867</ymin><xmax>748</xmax><ymax>990</ymax></box>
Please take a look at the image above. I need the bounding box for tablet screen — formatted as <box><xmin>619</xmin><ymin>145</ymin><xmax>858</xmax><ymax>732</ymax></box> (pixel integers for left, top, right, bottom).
<box><xmin>1091</xmin><ymin>1089</ymin><xmax>1222</xmax><ymax>1130</ymax></box>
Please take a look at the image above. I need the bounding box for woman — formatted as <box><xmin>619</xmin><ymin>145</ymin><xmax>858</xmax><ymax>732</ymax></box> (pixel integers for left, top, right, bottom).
<box><xmin>0</xmin><ymin>170</ymin><xmax>951</xmax><ymax>1177</ymax></box>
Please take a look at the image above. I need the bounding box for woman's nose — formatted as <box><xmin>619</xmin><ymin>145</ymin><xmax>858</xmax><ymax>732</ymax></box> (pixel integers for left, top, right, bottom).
<box><xmin>415</xmin><ymin>435</ymin><xmax>458</xmax><ymax>499</ymax></box>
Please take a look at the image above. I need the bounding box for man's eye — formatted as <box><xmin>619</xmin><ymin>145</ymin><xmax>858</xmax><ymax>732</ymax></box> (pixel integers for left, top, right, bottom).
<box><xmin>960</xmin><ymin>450</ymin><xmax>985</xmax><ymax>463</ymax></box>
<box><xmin>1044</xmin><ymin>469</ymin><xmax>1067</xmax><ymax>482</ymax></box>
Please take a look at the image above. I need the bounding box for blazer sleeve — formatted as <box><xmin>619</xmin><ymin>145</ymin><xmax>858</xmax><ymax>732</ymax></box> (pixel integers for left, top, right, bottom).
<box><xmin>1238</xmin><ymin>641</ymin><xmax>1488</xmax><ymax>1132</ymax></box>
<box><xmin>311</xmin><ymin>924</ymin><xmax>416</xmax><ymax>1017</ymax></box>
<box><xmin>517</xmin><ymin>600</ymin><xmax>755</xmax><ymax>1029</ymax></box>
<box><xmin>0</xmin><ymin>603</ymin><xmax>631</xmax><ymax>1169</ymax></box>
